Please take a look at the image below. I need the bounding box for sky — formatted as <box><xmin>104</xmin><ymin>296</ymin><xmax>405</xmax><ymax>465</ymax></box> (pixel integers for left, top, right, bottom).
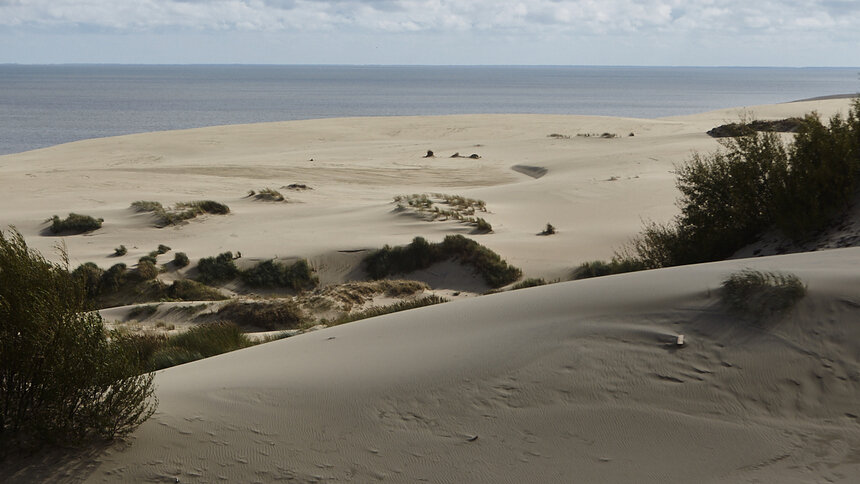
<box><xmin>1</xmin><ymin>0</ymin><xmax>858</xmax><ymax>66</ymax></box>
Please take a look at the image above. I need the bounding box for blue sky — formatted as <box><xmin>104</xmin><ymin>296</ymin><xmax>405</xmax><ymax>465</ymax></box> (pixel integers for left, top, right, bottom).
<box><xmin>2</xmin><ymin>0</ymin><xmax>859</xmax><ymax>65</ymax></box>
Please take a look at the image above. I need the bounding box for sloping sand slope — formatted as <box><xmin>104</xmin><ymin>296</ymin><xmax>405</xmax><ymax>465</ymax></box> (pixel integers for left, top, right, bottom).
<box><xmin>10</xmin><ymin>248</ymin><xmax>852</xmax><ymax>483</ymax></box>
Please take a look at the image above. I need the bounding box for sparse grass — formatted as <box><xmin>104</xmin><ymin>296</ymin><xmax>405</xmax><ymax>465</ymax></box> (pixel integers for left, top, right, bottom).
<box><xmin>156</xmin><ymin>244</ymin><xmax>171</xmax><ymax>255</ymax></box>
<box><xmin>364</xmin><ymin>235</ymin><xmax>521</xmax><ymax>288</ymax></box>
<box><xmin>127</xmin><ymin>304</ymin><xmax>159</xmax><ymax>320</ymax></box>
<box><xmin>114</xmin><ymin>245</ymin><xmax>127</xmax><ymax>256</ymax></box>
<box><xmin>394</xmin><ymin>193</ymin><xmax>491</xmax><ymax>231</ymax></box>
<box><xmin>252</xmin><ymin>188</ymin><xmax>285</xmax><ymax>202</ymax></box>
<box><xmin>241</xmin><ymin>259</ymin><xmax>318</xmax><ymax>291</ymax></box>
<box><xmin>48</xmin><ymin>213</ymin><xmax>103</xmax><ymax>234</ymax></box>
<box><xmin>510</xmin><ymin>278</ymin><xmax>548</xmax><ymax>290</ymax></box>
<box><xmin>547</xmin><ymin>133</ymin><xmax>571</xmax><ymax>139</ymax></box>
<box><xmin>721</xmin><ymin>269</ymin><xmax>806</xmax><ymax>322</ymax></box>
<box><xmin>148</xmin><ymin>322</ymin><xmax>252</xmax><ymax>371</ymax></box>
<box><xmin>131</xmin><ymin>200</ymin><xmax>230</xmax><ymax>227</ymax></box>
<box><xmin>328</xmin><ymin>295</ymin><xmax>449</xmax><ymax>326</ymax></box>
<box><xmin>214</xmin><ymin>300</ymin><xmax>307</xmax><ymax>331</ymax></box>
<box><xmin>570</xmin><ymin>259</ymin><xmax>648</xmax><ymax>280</ymax></box>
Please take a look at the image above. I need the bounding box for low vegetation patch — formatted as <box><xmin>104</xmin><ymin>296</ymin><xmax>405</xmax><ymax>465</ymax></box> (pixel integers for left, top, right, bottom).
<box><xmin>510</xmin><ymin>278</ymin><xmax>548</xmax><ymax>290</ymax></box>
<box><xmin>172</xmin><ymin>251</ymin><xmax>190</xmax><ymax>268</ymax></box>
<box><xmin>48</xmin><ymin>213</ymin><xmax>103</xmax><ymax>235</ymax></box>
<box><xmin>707</xmin><ymin>117</ymin><xmax>805</xmax><ymax>138</ymax></box>
<box><xmin>249</xmin><ymin>188</ymin><xmax>285</xmax><ymax>202</ymax></box>
<box><xmin>241</xmin><ymin>259</ymin><xmax>318</xmax><ymax>291</ymax></box>
<box><xmin>571</xmin><ymin>259</ymin><xmax>648</xmax><ymax>280</ymax></box>
<box><xmin>195</xmin><ymin>252</ymin><xmax>239</xmax><ymax>285</ymax></box>
<box><xmin>131</xmin><ymin>200</ymin><xmax>230</xmax><ymax>227</ymax></box>
<box><xmin>328</xmin><ymin>295</ymin><xmax>449</xmax><ymax>326</ymax></box>
<box><xmin>146</xmin><ymin>322</ymin><xmax>252</xmax><ymax>371</ymax></box>
<box><xmin>394</xmin><ymin>193</ymin><xmax>492</xmax><ymax>232</ymax></box>
<box><xmin>364</xmin><ymin>235</ymin><xmax>521</xmax><ymax>288</ymax></box>
<box><xmin>114</xmin><ymin>245</ymin><xmax>127</xmax><ymax>256</ymax></box>
<box><xmin>214</xmin><ymin>300</ymin><xmax>306</xmax><ymax>331</ymax></box>
<box><xmin>721</xmin><ymin>269</ymin><xmax>806</xmax><ymax>321</ymax></box>
<box><xmin>540</xmin><ymin>223</ymin><xmax>556</xmax><ymax>236</ymax></box>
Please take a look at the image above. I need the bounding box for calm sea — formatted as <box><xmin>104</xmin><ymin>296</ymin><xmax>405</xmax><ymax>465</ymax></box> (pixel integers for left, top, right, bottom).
<box><xmin>0</xmin><ymin>65</ymin><xmax>857</xmax><ymax>155</ymax></box>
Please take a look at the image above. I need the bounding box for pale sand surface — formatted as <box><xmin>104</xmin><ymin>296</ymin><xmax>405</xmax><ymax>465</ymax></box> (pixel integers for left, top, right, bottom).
<box><xmin>0</xmin><ymin>98</ymin><xmax>858</xmax><ymax>482</ymax></box>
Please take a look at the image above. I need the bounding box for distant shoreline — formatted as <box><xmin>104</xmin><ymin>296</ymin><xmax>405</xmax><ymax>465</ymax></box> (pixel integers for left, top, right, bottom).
<box><xmin>792</xmin><ymin>93</ymin><xmax>858</xmax><ymax>102</ymax></box>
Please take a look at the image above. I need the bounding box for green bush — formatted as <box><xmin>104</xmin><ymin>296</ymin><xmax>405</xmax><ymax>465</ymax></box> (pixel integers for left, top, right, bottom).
<box><xmin>114</xmin><ymin>245</ymin><xmax>127</xmax><ymax>257</ymax></box>
<box><xmin>540</xmin><ymin>223</ymin><xmax>556</xmax><ymax>235</ymax></box>
<box><xmin>0</xmin><ymin>229</ymin><xmax>156</xmax><ymax>453</ymax></box>
<box><xmin>364</xmin><ymin>235</ymin><xmax>521</xmax><ymax>288</ymax></box>
<box><xmin>71</xmin><ymin>262</ymin><xmax>104</xmax><ymax>301</ymax></box>
<box><xmin>196</xmin><ymin>252</ymin><xmax>239</xmax><ymax>285</ymax></box>
<box><xmin>136</xmin><ymin>260</ymin><xmax>159</xmax><ymax>281</ymax></box>
<box><xmin>474</xmin><ymin>217</ymin><xmax>493</xmax><ymax>233</ymax></box>
<box><xmin>100</xmin><ymin>263</ymin><xmax>128</xmax><ymax>293</ymax></box>
<box><xmin>48</xmin><ymin>213</ymin><xmax>103</xmax><ymax>235</ymax></box>
<box><xmin>148</xmin><ymin>347</ymin><xmax>202</xmax><ymax>371</ymax></box>
<box><xmin>156</xmin><ymin>244</ymin><xmax>171</xmax><ymax>255</ymax></box>
<box><xmin>173</xmin><ymin>252</ymin><xmax>190</xmax><ymax>268</ymax></box>
<box><xmin>215</xmin><ymin>300</ymin><xmax>306</xmax><ymax>331</ymax></box>
<box><xmin>241</xmin><ymin>259</ymin><xmax>318</xmax><ymax>291</ymax></box>
<box><xmin>721</xmin><ymin>269</ymin><xmax>806</xmax><ymax>321</ymax></box>
<box><xmin>611</xmin><ymin>100</ymin><xmax>860</xmax><ymax>270</ymax></box>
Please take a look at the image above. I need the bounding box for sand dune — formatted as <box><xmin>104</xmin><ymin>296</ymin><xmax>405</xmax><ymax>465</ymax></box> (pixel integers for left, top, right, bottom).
<box><xmin>1</xmin><ymin>98</ymin><xmax>858</xmax><ymax>482</ymax></box>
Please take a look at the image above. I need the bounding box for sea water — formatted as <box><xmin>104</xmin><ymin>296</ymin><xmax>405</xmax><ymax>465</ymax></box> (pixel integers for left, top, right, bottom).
<box><xmin>0</xmin><ymin>65</ymin><xmax>857</xmax><ymax>155</ymax></box>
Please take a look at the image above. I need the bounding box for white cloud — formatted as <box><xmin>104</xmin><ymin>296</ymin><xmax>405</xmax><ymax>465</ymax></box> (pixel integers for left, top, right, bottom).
<box><xmin>2</xmin><ymin>0</ymin><xmax>858</xmax><ymax>37</ymax></box>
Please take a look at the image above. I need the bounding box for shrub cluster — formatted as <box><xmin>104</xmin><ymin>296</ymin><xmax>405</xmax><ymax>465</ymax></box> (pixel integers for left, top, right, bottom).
<box><xmin>721</xmin><ymin>269</ymin><xmax>806</xmax><ymax>322</ymax></box>
<box><xmin>250</xmin><ymin>188</ymin><xmax>285</xmax><ymax>202</ymax></box>
<box><xmin>581</xmin><ymin>101</ymin><xmax>860</xmax><ymax>275</ymax></box>
<box><xmin>241</xmin><ymin>259</ymin><xmax>318</xmax><ymax>291</ymax></box>
<box><xmin>0</xmin><ymin>230</ymin><xmax>155</xmax><ymax>453</ymax></box>
<box><xmin>364</xmin><ymin>235</ymin><xmax>522</xmax><ymax>288</ymax></box>
<box><xmin>394</xmin><ymin>193</ymin><xmax>492</xmax><ymax>232</ymax></box>
<box><xmin>48</xmin><ymin>213</ymin><xmax>103</xmax><ymax>234</ymax></box>
<box><xmin>70</xmin><ymin>262</ymin><xmax>226</xmax><ymax>309</ymax></box>
<box><xmin>173</xmin><ymin>251</ymin><xmax>190</xmax><ymax>268</ymax></box>
<box><xmin>195</xmin><ymin>253</ymin><xmax>318</xmax><ymax>291</ymax></box>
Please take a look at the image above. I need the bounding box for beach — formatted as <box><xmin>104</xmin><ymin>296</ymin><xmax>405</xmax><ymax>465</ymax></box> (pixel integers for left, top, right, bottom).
<box><xmin>1</xmin><ymin>97</ymin><xmax>858</xmax><ymax>482</ymax></box>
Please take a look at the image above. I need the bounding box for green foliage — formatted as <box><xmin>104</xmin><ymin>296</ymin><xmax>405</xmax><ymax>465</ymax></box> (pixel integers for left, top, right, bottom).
<box><xmin>215</xmin><ymin>300</ymin><xmax>306</xmax><ymax>331</ymax></box>
<box><xmin>127</xmin><ymin>304</ymin><xmax>159</xmax><ymax>320</ymax></box>
<box><xmin>364</xmin><ymin>235</ymin><xmax>522</xmax><ymax>288</ymax></box>
<box><xmin>156</xmin><ymin>244</ymin><xmax>171</xmax><ymax>255</ymax></box>
<box><xmin>48</xmin><ymin>213</ymin><xmax>103</xmax><ymax>235</ymax></box>
<box><xmin>196</xmin><ymin>252</ymin><xmax>239</xmax><ymax>285</ymax></box>
<box><xmin>328</xmin><ymin>295</ymin><xmax>449</xmax><ymax>326</ymax></box>
<box><xmin>136</xmin><ymin>260</ymin><xmax>159</xmax><ymax>280</ymax></box>
<box><xmin>0</xmin><ymin>229</ymin><xmax>156</xmax><ymax>452</ymax></box>
<box><xmin>173</xmin><ymin>252</ymin><xmax>190</xmax><ymax>268</ymax></box>
<box><xmin>721</xmin><ymin>269</ymin><xmax>806</xmax><ymax>321</ymax></box>
<box><xmin>241</xmin><ymin>259</ymin><xmax>319</xmax><ymax>291</ymax></box>
<box><xmin>114</xmin><ymin>245</ymin><xmax>127</xmax><ymax>257</ymax></box>
<box><xmin>71</xmin><ymin>262</ymin><xmax>104</xmax><ymax>302</ymax></box>
<box><xmin>100</xmin><ymin>263</ymin><xmax>128</xmax><ymax>293</ymax></box>
<box><xmin>474</xmin><ymin>217</ymin><xmax>493</xmax><ymax>233</ymax></box>
<box><xmin>613</xmin><ymin>101</ymin><xmax>860</xmax><ymax>270</ymax></box>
